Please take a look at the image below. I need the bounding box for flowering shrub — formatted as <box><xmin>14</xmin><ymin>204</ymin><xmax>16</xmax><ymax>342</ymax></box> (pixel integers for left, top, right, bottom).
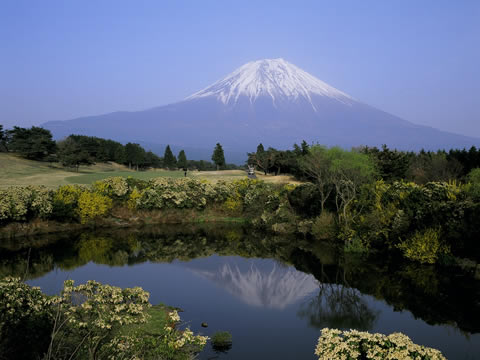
<box><xmin>94</xmin><ymin>308</ymin><xmax>208</xmax><ymax>359</ymax></box>
<box><xmin>211</xmin><ymin>180</ymin><xmax>235</xmax><ymax>203</ymax></box>
<box><xmin>77</xmin><ymin>190</ymin><xmax>113</xmax><ymax>224</ymax></box>
<box><xmin>34</xmin><ymin>280</ymin><xmax>151</xmax><ymax>360</ymax></box>
<box><xmin>315</xmin><ymin>328</ymin><xmax>446</xmax><ymax>360</ymax></box>
<box><xmin>0</xmin><ymin>277</ymin><xmax>53</xmax><ymax>359</ymax></box>
<box><xmin>93</xmin><ymin>177</ymin><xmax>129</xmax><ymax>199</ymax></box>
<box><xmin>163</xmin><ymin>310</ymin><xmax>209</xmax><ymax>350</ymax></box>
<box><xmin>0</xmin><ymin>276</ymin><xmax>52</xmax><ymax>330</ymax></box>
<box><xmin>0</xmin><ymin>278</ymin><xmax>208</xmax><ymax>360</ymax></box>
<box><xmin>61</xmin><ymin>279</ymin><xmax>150</xmax><ymax>329</ymax></box>
<box><xmin>0</xmin><ymin>186</ymin><xmax>53</xmax><ymax>222</ymax></box>
<box><xmin>131</xmin><ymin>178</ymin><xmax>217</xmax><ymax>210</ymax></box>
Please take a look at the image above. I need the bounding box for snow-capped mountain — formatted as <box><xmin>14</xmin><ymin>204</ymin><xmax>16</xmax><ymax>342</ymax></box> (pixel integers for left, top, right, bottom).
<box><xmin>43</xmin><ymin>58</ymin><xmax>479</xmax><ymax>161</ymax></box>
<box><xmin>186</xmin><ymin>58</ymin><xmax>354</xmax><ymax>108</ymax></box>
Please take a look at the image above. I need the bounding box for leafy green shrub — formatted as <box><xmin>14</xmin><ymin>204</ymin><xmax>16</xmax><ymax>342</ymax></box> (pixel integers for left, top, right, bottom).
<box><xmin>466</xmin><ymin>168</ymin><xmax>480</xmax><ymax>199</ymax></box>
<box><xmin>77</xmin><ymin>190</ymin><xmax>113</xmax><ymax>224</ymax></box>
<box><xmin>211</xmin><ymin>331</ymin><xmax>232</xmax><ymax>352</ymax></box>
<box><xmin>288</xmin><ymin>183</ymin><xmax>323</xmax><ymax>218</ymax></box>
<box><xmin>397</xmin><ymin>227</ymin><xmax>450</xmax><ymax>264</ymax></box>
<box><xmin>315</xmin><ymin>328</ymin><xmax>445</xmax><ymax>360</ymax></box>
<box><xmin>311</xmin><ymin>211</ymin><xmax>337</xmax><ymax>241</ymax></box>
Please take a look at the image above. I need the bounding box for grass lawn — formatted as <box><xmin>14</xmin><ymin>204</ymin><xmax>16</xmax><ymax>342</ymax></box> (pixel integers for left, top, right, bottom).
<box><xmin>66</xmin><ymin>170</ymin><xmax>185</xmax><ymax>184</ymax></box>
<box><xmin>0</xmin><ymin>153</ymin><xmax>186</xmax><ymax>187</ymax></box>
<box><xmin>0</xmin><ymin>153</ymin><xmax>301</xmax><ymax>187</ymax></box>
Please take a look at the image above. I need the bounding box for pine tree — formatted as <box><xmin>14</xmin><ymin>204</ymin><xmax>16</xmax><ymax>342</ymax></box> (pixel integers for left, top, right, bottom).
<box><xmin>8</xmin><ymin>126</ymin><xmax>56</xmax><ymax>160</ymax></box>
<box><xmin>163</xmin><ymin>145</ymin><xmax>177</xmax><ymax>169</ymax></box>
<box><xmin>177</xmin><ymin>150</ymin><xmax>188</xmax><ymax>169</ymax></box>
<box><xmin>211</xmin><ymin>143</ymin><xmax>226</xmax><ymax>170</ymax></box>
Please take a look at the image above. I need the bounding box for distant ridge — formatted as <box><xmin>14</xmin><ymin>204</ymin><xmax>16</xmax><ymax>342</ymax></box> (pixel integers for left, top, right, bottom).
<box><xmin>43</xmin><ymin>58</ymin><xmax>479</xmax><ymax>162</ymax></box>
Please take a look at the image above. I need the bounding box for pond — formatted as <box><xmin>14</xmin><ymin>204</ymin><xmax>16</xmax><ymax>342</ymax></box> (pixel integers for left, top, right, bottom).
<box><xmin>1</xmin><ymin>224</ymin><xmax>479</xmax><ymax>359</ymax></box>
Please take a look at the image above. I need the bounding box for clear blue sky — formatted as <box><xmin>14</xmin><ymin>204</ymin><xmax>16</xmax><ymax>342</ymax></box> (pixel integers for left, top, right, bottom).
<box><xmin>1</xmin><ymin>0</ymin><xmax>479</xmax><ymax>137</ymax></box>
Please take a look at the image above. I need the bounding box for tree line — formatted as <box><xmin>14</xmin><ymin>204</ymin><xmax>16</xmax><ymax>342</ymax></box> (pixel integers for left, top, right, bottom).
<box><xmin>248</xmin><ymin>141</ymin><xmax>480</xmax><ymax>183</ymax></box>
<box><xmin>0</xmin><ymin>125</ymin><xmax>237</xmax><ymax>171</ymax></box>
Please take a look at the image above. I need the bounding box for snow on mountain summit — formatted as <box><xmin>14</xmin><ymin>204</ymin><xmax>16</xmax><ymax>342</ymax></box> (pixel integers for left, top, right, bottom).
<box><xmin>186</xmin><ymin>58</ymin><xmax>354</xmax><ymax>109</ymax></box>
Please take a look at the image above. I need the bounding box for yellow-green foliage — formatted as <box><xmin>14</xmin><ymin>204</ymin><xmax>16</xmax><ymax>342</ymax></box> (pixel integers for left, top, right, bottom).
<box><xmin>223</xmin><ymin>194</ymin><xmax>243</xmax><ymax>212</ymax></box>
<box><xmin>315</xmin><ymin>328</ymin><xmax>445</xmax><ymax>360</ymax></box>
<box><xmin>92</xmin><ymin>177</ymin><xmax>129</xmax><ymax>198</ymax></box>
<box><xmin>52</xmin><ymin>184</ymin><xmax>86</xmax><ymax>220</ymax></box>
<box><xmin>127</xmin><ymin>187</ymin><xmax>142</xmax><ymax>209</ymax></box>
<box><xmin>77</xmin><ymin>191</ymin><xmax>113</xmax><ymax>224</ymax></box>
<box><xmin>53</xmin><ymin>185</ymin><xmax>84</xmax><ymax>206</ymax></box>
<box><xmin>397</xmin><ymin>227</ymin><xmax>449</xmax><ymax>264</ymax></box>
<box><xmin>0</xmin><ymin>186</ymin><xmax>53</xmax><ymax>221</ymax></box>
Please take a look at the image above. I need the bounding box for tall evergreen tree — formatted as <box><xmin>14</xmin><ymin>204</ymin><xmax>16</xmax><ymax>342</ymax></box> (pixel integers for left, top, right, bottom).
<box><xmin>177</xmin><ymin>150</ymin><xmax>188</xmax><ymax>169</ymax></box>
<box><xmin>211</xmin><ymin>143</ymin><xmax>226</xmax><ymax>170</ymax></box>
<box><xmin>163</xmin><ymin>145</ymin><xmax>177</xmax><ymax>169</ymax></box>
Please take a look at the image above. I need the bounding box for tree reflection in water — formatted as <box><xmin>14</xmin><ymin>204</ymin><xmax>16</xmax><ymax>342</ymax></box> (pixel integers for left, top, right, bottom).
<box><xmin>298</xmin><ymin>277</ymin><xmax>379</xmax><ymax>330</ymax></box>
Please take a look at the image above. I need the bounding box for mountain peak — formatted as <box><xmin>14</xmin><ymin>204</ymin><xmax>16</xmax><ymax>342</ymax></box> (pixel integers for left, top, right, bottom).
<box><xmin>186</xmin><ymin>58</ymin><xmax>354</xmax><ymax>109</ymax></box>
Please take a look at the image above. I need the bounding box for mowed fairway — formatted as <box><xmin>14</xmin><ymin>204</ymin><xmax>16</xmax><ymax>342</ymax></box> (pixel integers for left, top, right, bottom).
<box><xmin>0</xmin><ymin>153</ymin><xmax>184</xmax><ymax>188</ymax></box>
<box><xmin>65</xmin><ymin>170</ymin><xmax>185</xmax><ymax>184</ymax></box>
<box><xmin>0</xmin><ymin>153</ymin><xmax>300</xmax><ymax>187</ymax></box>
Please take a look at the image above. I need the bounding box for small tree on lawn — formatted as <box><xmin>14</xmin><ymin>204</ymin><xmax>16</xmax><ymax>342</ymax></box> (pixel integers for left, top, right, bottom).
<box><xmin>177</xmin><ymin>150</ymin><xmax>188</xmax><ymax>169</ymax></box>
<box><xmin>163</xmin><ymin>145</ymin><xmax>177</xmax><ymax>169</ymax></box>
<box><xmin>212</xmin><ymin>143</ymin><xmax>226</xmax><ymax>170</ymax></box>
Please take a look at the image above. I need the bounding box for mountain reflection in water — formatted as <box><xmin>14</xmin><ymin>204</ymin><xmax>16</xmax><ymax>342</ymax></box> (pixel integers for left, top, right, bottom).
<box><xmin>187</xmin><ymin>260</ymin><xmax>318</xmax><ymax>309</ymax></box>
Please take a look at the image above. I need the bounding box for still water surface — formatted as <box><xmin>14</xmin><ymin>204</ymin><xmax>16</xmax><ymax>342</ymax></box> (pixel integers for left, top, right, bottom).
<box><xmin>1</xmin><ymin>225</ymin><xmax>478</xmax><ymax>359</ymax></box>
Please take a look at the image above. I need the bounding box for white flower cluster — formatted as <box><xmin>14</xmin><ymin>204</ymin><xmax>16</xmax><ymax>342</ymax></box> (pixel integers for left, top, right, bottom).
<box><xmin>165</xmin><ymin>309</ymin><xmax>209</xmax><ymax>350</ymax></box>
<box><xmin>315</xmin><ymin>328</ymin><xmax>446</xmax><ymax>360</ymax></box>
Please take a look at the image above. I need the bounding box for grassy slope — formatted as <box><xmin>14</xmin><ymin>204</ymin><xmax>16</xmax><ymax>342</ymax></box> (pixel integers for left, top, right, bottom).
<box><xmin>0</xmin><ymin>153</ymin><xmax>300</xmax><ymax>187</ymax></box>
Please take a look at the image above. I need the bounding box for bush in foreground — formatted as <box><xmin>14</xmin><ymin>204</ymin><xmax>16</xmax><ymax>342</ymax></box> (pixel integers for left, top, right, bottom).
<box><xmin>315</xmin><ymin>328</ymin><xmax>445</xmax><ymax>360</ymax></box>
<box><xmin>0</xmin><ymin>277</ymin><xmax>208</xmax><ymax>360</ymax></box>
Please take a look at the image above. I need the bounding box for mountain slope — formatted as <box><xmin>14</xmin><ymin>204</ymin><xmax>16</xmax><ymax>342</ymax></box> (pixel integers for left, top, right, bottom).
<box><xmin>43</xmin><ymin>58</ymin><xmax>479</xmax><ymax>159</ymax></box>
